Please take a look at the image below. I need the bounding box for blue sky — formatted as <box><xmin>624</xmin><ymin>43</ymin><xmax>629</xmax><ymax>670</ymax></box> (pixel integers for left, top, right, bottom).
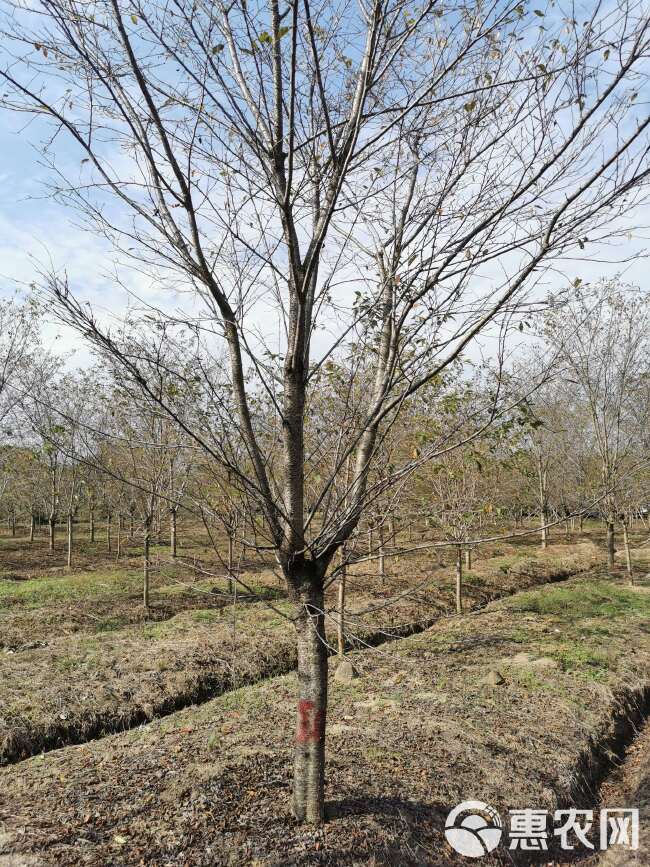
<box><xmin>1</xmin><ymin>0</ymin><xmax>649</xmax><ymax>368</ymax></box>
<box><xmin>0</xmin><ymin>109</ymin><xmax>186</xmax><ymax>364</ymax></box>
<box><xmin>2</xmin><ymin>114</ymin><xmax>648</xmax><ymax>367</ymax></box>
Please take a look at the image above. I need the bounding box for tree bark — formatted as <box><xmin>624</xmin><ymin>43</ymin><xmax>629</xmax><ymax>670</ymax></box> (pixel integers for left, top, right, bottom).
<box><xmin>378</xmin><ymin>525</ymin><xmax>385</xmax><ymax>584</ymax></box>
<box><xmin>116</xmin><ymin>514</ymin><xmax>122</xmax><ymax>559</ymax></box>
<box><xmin>143</xmin><ymin>523</ymin><xmax>151</xmax><ymax>608</ymax></box>
<box><xmin>67</xmin><ymin>512</ymin><xmax>73</xmax><ymax>568</ymax></box>
<box><xmin>465</xmin><ymin>547</ymin><xmax>472</xmax><ymax>570</ymax></box>
<box><xmin>538</xmin><ymin>456</ymin><xmax>548</xmax><ymax>549</ymax></box>
<box><xmin>29</xmin><ymin>514</ymin><xmax>35</xmax><ymax>543</ymax></box>
<box><xmin>170</xmin><ymin>508</ymin><xmax>177</xmax><ymax>559</ymax></box>
<box><xmin>89</xmin><ymin>509</ymin><xmax>95</xmax><ymax>543</ymax></box>
<box><xmin>337</xmin><ymin>555</ymin><xmax>346</xmax><ymax>658</ymax></box>
<box><xmin>606</xmin><ymin>520</ymin><xmax>616</xmax><ymax>571</ymax></box>
<box><xmin>623</xmin><ymin>522</ymin><xmax>633</xmax><ymax>584</ymax></box>
<box><xmin>106</xmin><ymin>514</ymin><xmax>112</xmax><ymax>553</ymax></box>
<box><xmin>455</xmin><ymin>545</ymin><xmax>463</xmax><ymax>614</ymax></box>
<box><xmin>293</xmin><ymin>587</ymin><xmax>327</xmax><ymax>825</ymax></box>
<box><xmin>48</xmin><ymin>516</ymin><xmax>55</xmax><ymax>552</ymax></box>
<box><xmin>227</xmin><ymin>530</ymin><xmax>234</xmax><ymax>594</ymax></box>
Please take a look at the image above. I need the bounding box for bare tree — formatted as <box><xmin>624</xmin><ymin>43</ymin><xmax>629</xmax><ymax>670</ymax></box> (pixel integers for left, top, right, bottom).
<box><xmin>0</xmin><ymin>297</ymin><xmax>41</xmax><ymax>424</ymax></box>
<box><xmin>2</xmin><ymin>0</ymin><xmax>650</xmax><ymax>823</ymax></box>
<box><xmin>543</xmin><ymin>281</ymin><xmax>650</xmax><ymax>572</ymax></box>
<box><xmin>102</xmin><ymin>368</ymin><xmax>180</xmax><ymax>607</ymax></box>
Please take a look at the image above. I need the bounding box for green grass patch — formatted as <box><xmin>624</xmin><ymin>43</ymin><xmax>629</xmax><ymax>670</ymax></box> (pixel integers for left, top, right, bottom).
<box><xmin>244</xmin><ymin>583</ymin><xmax>285</xmax><ymax>601</ymax></box>
<box><xmin>0</xmin><ymin>569</ymin><xmax>144</xmax><ymax>608</ymax></box>
<box><xmin>463</xmin><ymin>572</ymin><xmax>486</xmax><ymax>586</ymax></box>
<box><xmin>55</xmin><ymin>650</ymin><xmax>100</xmax><ymax>672</ymax></box>
<box><xmin>95</xmin><ymin>616</ymin><xmax>131</xmax><ymax>632</ymax></box>
<box><xmin>189</xmin><ymin>609</ymin><xmax>221</xmax><ymax>624</ymax></box>
<box><xmin>141</xmin><ymin>622</ymin><xmax>170</xmax><ymax>640</ymax></box>
<box><xmin>503</xmin><ymin>580</ymin><xmax>650</xmax><ymax>621</ymax></box>
<box><xmin>512</xmin><ymin>668</ymin><xmax>548</xmax><ymax>692</ymax></box>
<box><xmin>507</xmin><ymin>627</ymin><xmax>531</xmax><ymax>644</ymax></box>
<box><xmin>550</xmin><ymin>642</ymin><xmax>611</xmax><ymax>681</ymax></box>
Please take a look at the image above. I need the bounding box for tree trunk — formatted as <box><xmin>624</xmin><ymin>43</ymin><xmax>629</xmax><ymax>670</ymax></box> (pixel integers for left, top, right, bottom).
<box><xmin>579</xmin><ymin>514</ymin><xmax>584</xmax><ymax>532</ymax></box>
<box><xmin>143</xmin><ymin>524</ymin><xmax>151</xmax><ymax>608</ymax></box>
<box><xmin>89</xmin><ymin>509</ymin><xmax>95</xmax><ymax>543</ymax></box>
<box><xmin>67</xmin><ymin>512</ymin><xmax>73</xmax><ymax>568</ymax></box>
<box><xmin>623</xmin><ymin>522</ymin><xmax>633</xmax><ymax>584</ymax></box>
<box><xmin>606</xmin><ymin>520</ymin><xmax>615</xmax><ymax>571</ymax></box>
<box><xmin>540</xmin><ymin>520</ymin><xmax>548</xmax><ymax>548</ymax></box>
<box><xmin>170</xmin><ymin>508</ymin><xmax>177</xmax><ymax>558</ymax></box>
<box><xmin>29</xmin><ymin>514</ymin><xmax>35</xmax><ymax>543</ymax></box>
<box><xmin>538</xmin><ymin>456</ymin><xmax>548</xmax><ymax>549</ymax></box>
<box><xmin>116</xmin><ymin>514</ymin><xmax>122</xmax><ymax>559</ymax></box>
<box><xmin>455</xmin><ymin>545</ymin><xmax>463</xmax><ymax>614</ymax></box>
<box><xmin>465</xmin><ymin>547</ymin><xmax>472</xmax><ymax>570</ymax></box>
<box><xmin>293</xmin><ymin>587</ymin><xmax>327</xmax><ymax>825</ymax></box>
<box><xmin>10</xmin><ymin>510</ymin><xmax>15</xmax><ymax>538</ymax></box>
<box><xmin>106</xmin><ymin>514</ymin><xmax>112</xmax><ymax>553</ymax></box>
<box><xmin>48</xmin><ymin>515</ymin><xmax>55</xmax><ymax>552</ymax></box>
<box><xmin>227</xmin><ymin>531</ymin><xmax>234</xmax><ymax>594</ymax></box>
<box><xmin>337</xmin><ymin>554</ymin><xmax>346</xmax><ymax>657</ymax></box>
<box><xmin>378</xmin><ymin>525</ymin><xmax>385</xmax><ymax>584</ymax></box>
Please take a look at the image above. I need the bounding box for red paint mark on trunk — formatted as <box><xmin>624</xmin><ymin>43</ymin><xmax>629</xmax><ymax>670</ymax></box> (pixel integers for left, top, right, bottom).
<box><xmin>296</xmin><ymin>699</ymin><xmax>324</xmax><ymax>744</ymax></box>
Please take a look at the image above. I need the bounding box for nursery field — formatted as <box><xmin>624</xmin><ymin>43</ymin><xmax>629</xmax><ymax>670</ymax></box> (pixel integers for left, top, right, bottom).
<box><xmin>1</xmin><ymin>522</ymin><xmax>649</xmax><ymax>865</ymax></box>
<box><xmin>1</xmin><ymin>1</ymin><xmax>649</xmax><ymax>863</ymax></box>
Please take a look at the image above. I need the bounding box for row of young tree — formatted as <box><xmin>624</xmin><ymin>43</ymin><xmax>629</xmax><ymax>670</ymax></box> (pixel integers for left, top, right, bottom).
<box><xmin>1</xmin><ymin>282</ymin><xmax>648</xmax><ymax>593</ymax></box>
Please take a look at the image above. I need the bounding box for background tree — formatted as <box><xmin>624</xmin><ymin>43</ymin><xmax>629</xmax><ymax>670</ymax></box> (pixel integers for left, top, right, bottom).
<box><xmin>543</xmin><ymin>282</ymin><xmax>650</xmax><ymax>571</ymax></box>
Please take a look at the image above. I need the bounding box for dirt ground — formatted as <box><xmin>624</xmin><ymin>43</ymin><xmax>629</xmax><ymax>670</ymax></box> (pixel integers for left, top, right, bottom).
<box><xmin>0</xmin><ymin>520</ymin><xmax>646</xmax><ymax>865</ymax></box>
<box><xmin>0</xmin><ymin>530</ymin><xmax>600</xmax><ymax>764</ymax></box>
<box><xmin>594</xmin><ymin>710</ymin><xmax>650</xmax><ymax>866</ymax></box>
<box><xmin>2</xmin><ymin>569</ymin><xmax>650</xmax><ymax>866</ymax></box>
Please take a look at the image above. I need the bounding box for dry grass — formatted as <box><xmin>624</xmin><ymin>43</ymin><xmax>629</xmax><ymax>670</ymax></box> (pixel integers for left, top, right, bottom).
<box><xmin>0</xmin><ymin>542</ymin><xmax>600</xmax><ymax>764</ymax></box>
<box><xmin>0</xmin><ymin>556</ymin><xmax>636</xmax><ymax>867</ymax></box>
<box><xmin>0</xmin><ymin>569</ymin><xmax>649</xmax><ymax>864</ymax></box>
